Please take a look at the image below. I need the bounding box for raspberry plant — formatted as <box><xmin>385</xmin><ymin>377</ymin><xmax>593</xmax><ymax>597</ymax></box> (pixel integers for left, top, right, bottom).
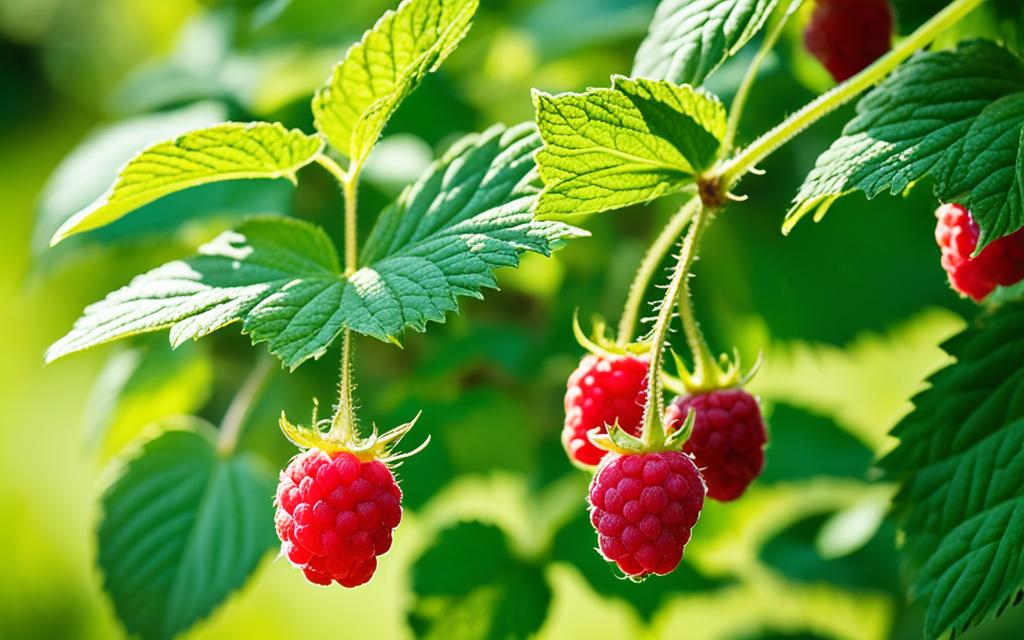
<box><xmin>37</xmin><ymin>0</ymin><xmax>1024</xmax><ymax>638</ymax></box>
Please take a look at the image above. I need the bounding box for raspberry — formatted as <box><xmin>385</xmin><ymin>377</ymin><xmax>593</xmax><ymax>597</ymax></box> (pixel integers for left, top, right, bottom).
<box><xmin>588</xmin><ymin>451</ymin><xmax>705</xmax><ymax>578</ymax></box>
<box><xmin>804</xmin><ymin>0</ymin><xmax>894</xmax><ymax>82</ymax></box>
<box><xmin>935</xmin><ymin>203</ymin><xmax>1024</xmax><ymax>302</ymax></box>
<box><xmin>563</xmin><ymin>354</ymin><xmax>648</xmax><ymax>467</ymax></box>
<box><xmin>665</xmin><ymin>389</ymin><xmax>767</xmax><ymax>502</ymax></box>
<box><xmin>274</xmin><ymin>449</ymin><xmax>402</xmax><ymax>587</ymax></box>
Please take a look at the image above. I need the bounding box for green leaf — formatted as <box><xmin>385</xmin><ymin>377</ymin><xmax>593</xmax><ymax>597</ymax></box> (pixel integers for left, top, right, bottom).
<box><xmin>50</xmin><ymin>121</ymin><xmax>324</xmax><ymax>245</ymax></box>
<box><xmin>788</xmin><ymin>41</ymin><xmax>1024</xmax><ymax>250</ymax></box>
<box><xmin>408</xmin><ymin>521</ymin><xmax>551</xmax><ymax>640</ymax></box>
<box><xmin>533</xmin><ymin>76</ymin><xmax>726</xmax><ymax>218</ymax></box>
<box><xmin>46</xmin><ymin>124</ymin><xmax>583</xmax><ymax>368</ymax></box>
<box><xmin>312</xmin><ymin>0</ymin><xmax>478</xmax><ymax>168</ymax></box>
<box><xmin>633</xmin><ymin>0</ymin><xmax>781</xmax><ymax>87</ymax></box>
<box><xmin>880</xmin><ymin>303</ymin><xmax>1024</xmax><ymax>639</ymax></box>
<box><xmin>99</xmin><ymin>427</ymin><xmax>277</xmax><ymax>640</ymax></box>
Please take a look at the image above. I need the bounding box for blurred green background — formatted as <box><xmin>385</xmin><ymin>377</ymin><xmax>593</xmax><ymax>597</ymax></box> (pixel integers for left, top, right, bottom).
<box><xmin>2</xmin><ymin>0</ymin><xmax>1023</xmax><ymax>638</ymax></box>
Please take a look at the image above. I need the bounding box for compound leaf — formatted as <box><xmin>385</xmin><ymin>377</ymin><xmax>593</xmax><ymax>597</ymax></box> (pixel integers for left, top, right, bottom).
<box><xmin>880</xmin><ymin>303</ymin><xmax>1024</xmax><ymax>639</ymax></box>
<box><xmin>789</xmin><ymin>41</ymin><xmax>1024</xmax><ymax>250</ymax></box>
<box><xmin>47</xmin><ymin>124</ymin><xmax>582</xmax><ymax>368</ymax></box>
<box><xmin>533</xmin><ymin>76</ymin><xmax>726</xmax><ymax>218</ymax></box>
<box><xmin>312</xmin><ymin>0</ymin><xmax>478</xmax><ymax>168</ymax></box>
<box><xmin>633</xmin><ymin>0</ymin><xmax>781</xmax><ymax>87</ymax></box>
<box><xmin>50</xmin><ymin>122</ymin><xmax>323</xmax><ymax>245</ymax></box>
<box><xmin>98</xmin><ymin>427</ymin><xmax>276</xmax><ymax>640</ymax></box>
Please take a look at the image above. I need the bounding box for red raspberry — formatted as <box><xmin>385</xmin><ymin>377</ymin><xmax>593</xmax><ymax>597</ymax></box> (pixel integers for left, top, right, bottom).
<box><xmin>935</xmin><ymin>203</ymin><xmax>1024</xmax><ymax>302</ymax></box>
<box><xmin>665</xmin><ymin>389</ymin><xmax>767</xmax><ymax>502</ymax></box>
<box><xmin>563</xmin><ymin>354</ymin><xmax>648</xmax><ymax>467</ymax></box>
<box><xmin>274</xmin><ymin>449</ymin><xmax>402</xmax><ymax>587</ymax></box>
<box><xmin>588</xmin><ymin>451</ymin><xmax>705</xmax><ymax>578</ymax></box>
<box><xmin>804</xmin><ymin>0</ymin><xmax>894</xmax><ymax>82</ymax></box>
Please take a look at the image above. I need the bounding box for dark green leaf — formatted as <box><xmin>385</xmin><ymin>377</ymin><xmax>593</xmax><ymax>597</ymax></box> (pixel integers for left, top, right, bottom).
<box><xmin>880</xmin><ymin>303</ymin><xmax>1024</xmax><ymax>639</ymax></box>
<box><xmin>789</xmin><ymin>41</ymin><xmax>1024</xmax><ymax>250</ymax></box>
<box><xmin>99</xmin><ymin>428</ymin><xmax>277</xmax><ymax>640</ymax></box>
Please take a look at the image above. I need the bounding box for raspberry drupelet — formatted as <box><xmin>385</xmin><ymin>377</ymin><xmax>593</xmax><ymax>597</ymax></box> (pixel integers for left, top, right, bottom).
<box><xmin>275</xmin><ymin>449</ymin><xmax>402</xmax><ymax>587</ymax></box>
<box><xmin>804</xmin><ymin>0</ymin><xmax>894</xmax><ymax>82</ymax></box>
<box><xmin>665</xmin><ymin>388</ymin><xmax>767</xmax><ymax>502</ymax></box>
<box><xmin>935</xmin><ymin>203</ymin><xmax>1024</xmax><ymax>302</ymax></box>
<box><xmin>563</xmin><ymin>354</ymin><xmax>649</xmax><ymax>467</ymax></box>
<box><xmin>588</xmin><ymin>451</ymin><xmax>706</xmax><ymax>578</ymax></box>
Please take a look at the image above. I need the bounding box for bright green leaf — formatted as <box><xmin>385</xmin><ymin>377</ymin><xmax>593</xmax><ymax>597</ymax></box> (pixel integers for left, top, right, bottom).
<box><xmin>312</xmin><ymin>0</ymin><xmax>478</xmax><ymax>167</ymax></box>
<box><xmin>533</xmin><ymin>76</ymin><xmax>726</xmax><ymax>218</ymax></box>
<box><xmin>633</xmin><ymin>0</ymin><xmax>781</xmax><ymax>86</ymax></box>
<box><xmin>46</xmin><ymin>124</ymin><xmax>583</xmax><ymax>368</ymax></box>
<box><xmin>50</xmin><ymin>122</ymin><xmax>324</xmax><ymax>245</ymax></box>
<box><xmin>99</xmin><ymin>427</ymin><xmax>276</xmax><ymax>640</ymax></box>
<box><xmin>409</xmin><ymin>521</ymin><xmax>551</xmax><ymax>640</ymax></box>
<box><xmin>880</xmin><ymin>303</ymin><xmax>1024</xmax><ymax>639</ymax></box>
<box><xmin>788</xmin><ymin>41</ymin><xmax>1024</xmax><ymax>250</ymax></box>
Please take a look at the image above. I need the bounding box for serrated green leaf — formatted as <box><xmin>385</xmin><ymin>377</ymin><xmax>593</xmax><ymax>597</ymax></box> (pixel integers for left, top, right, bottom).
<box><xmin>633</xmin><ymin>0</ymin><xmax>781</xmax><ymax>87</ymax></box>
<box><xmin>46</xmin><ymin>124</ymin><xmax>583</xmax><ymax>368</ymax></box>
<box><xmin>409</xmin><ymin>521</ymin><xmax>551</xmax><ymax>640</ymax></box>
<box><xmin>99</xmin><ymin>428</ymin><xmax>276</xmax><ymax>640</ymax></box>
<box><xmin>312</xmin><ymin>0</ymin><xmax>478</xmax><ymax>168</ymax></box>
<box><xmin>533</xmin><ymin>76</ymin><xmax>726</xmax><ymax>218</ymax></box>
<box><xmin>880</xmin><ymin>303</ymin><xmax>1024</xmax><ymax>639</ymax></box>
<box><xmin>50</xmin><ymin>122</ymin><xmax>324</xmax><ymax>245</ymax></box>
<box><xmin>788</xmin><ymin>41</ymin><xmax>1024</xmax><ymax>250</ymax></box>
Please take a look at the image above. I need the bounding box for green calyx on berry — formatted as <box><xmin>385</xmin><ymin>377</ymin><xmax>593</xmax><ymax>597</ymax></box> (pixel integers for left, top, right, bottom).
<box><xmin>588</xmin><ymin>408</ymin><xmax>696</xmax><ymax>457</ymax></box>
<box><xmin>663</xmin><ymin>346</ymin><xmax>762</xmax><ymax>395</ymax></box>
<box><xmin>573</xmin><ymin>310</ymin><xmax>649</xmax><ymax>358</ymax></box>
<box><xmin>279</xmin><ymin>401</ymin><xmax>427</xmax><ymax>465</ymax></box>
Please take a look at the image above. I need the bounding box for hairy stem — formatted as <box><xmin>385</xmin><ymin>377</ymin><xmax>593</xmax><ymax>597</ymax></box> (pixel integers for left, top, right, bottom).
<box><xmin>617</xmin><ymin>199</ymin><xmax>700</xmax><ymax>345</ymax></box>
<box><xmin>640</xmin><ymin>204</ymin><xmax>709</xmax><ymax>449</ymax></box>
<box><xmin>722</xmin><ymin>7</ymin><xmax>792</xmax><ymax>153</ymax></box>
<box><xmin>718</xmin><ymin>0</ymin><xmax>985</xmax><ymax>188</ymax></box>
<box><xmin>217</xmin><ymin>356</ymin><xmax>275</xmax><ymax>455</ymax></box>
<box><xmin>330</xmin><ymin>167</ymin><xmax>362</xmax><ymax>441</ymax></box>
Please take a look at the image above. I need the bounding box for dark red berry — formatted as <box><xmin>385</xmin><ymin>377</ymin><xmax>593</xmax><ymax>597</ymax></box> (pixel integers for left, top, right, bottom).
<box><xmin>804</xmin><ymin>0</ymin><xmax>894</xmax><ymax>82</ymax></box>
<box><xmin>665</xmin><ymin>389</ymin><xmax>767</xmax><ymax>502</ymax></box>
<box><xmin>275</xmin><ymin>449</ymin><xmax>402</xmax><ymax>587</ymax></box>
<box><xmin>588</xmin><ymin>451</ymin><xmax>705</xmax><ymax>578</ymax></box>
<box><xmin>563</xmin><ymin>354</ymin><xmax>649</xmax><ymax>467</ymax></box>
<box><xmin>935</xmin><ymin>203</ymin><xmax>1024</xmax><ymax>302</ymax></box>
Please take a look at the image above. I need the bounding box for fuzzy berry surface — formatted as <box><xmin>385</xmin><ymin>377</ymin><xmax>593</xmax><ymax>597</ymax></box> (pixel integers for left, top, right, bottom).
<box><xmin>665</xmin><ymin>389</ymin><xmax>767</xmax><ymax>502</ymax></box>
<box><xmin>935</xmin><ymin>203</ymin><xmax>1024</xmax><ymax>302</ymax></box>
<box><xmin>804</xmin><ymin>0</ymin><xmax>894</xmax><ymax>82</ymax></box>
<box><xmin>563</xmin><ymin>354</ymin><xmax>649</xmax><ymax>467</ymax></box>
<box><xmin>275</xmin><ymin>449</ymin><xmax>402</xmax><ymax>587</ymax></box>
<box><xmin>588</xmin><ymin>451</ymin><xmax>705</xmax><ymax>578</ymax></box>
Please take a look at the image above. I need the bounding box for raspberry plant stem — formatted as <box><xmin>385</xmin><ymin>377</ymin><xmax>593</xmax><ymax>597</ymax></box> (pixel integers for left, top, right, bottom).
<box><xmin>717</xmin><ymin>0</ymin><xmax>985</xmax><ymax>190</ymax></box>
<box><xmin>640</xmin><ymin>201</ymin><xmax>709</xmax><ymax>449</ymax></box>
<box><xmin>217</xmin><ymin>355</ymin><xmax>274</xmax><ymax>455</ymax></box>
<box><xmin>722</xmin><ymin>6</ymin><xmax>792</xmax><ymax>154</ymax></box>
<box><xmin>617</xmin><ymin>199</ymin><xmax>699</xmax><ymax>345</ymax></box>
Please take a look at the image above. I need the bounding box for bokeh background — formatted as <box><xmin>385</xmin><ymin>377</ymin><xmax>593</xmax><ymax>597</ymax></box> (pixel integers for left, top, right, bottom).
<box><xmin>2</xmin><ymin>0</ymin><xmax>1022</xmax><ymax>638</ymax></box>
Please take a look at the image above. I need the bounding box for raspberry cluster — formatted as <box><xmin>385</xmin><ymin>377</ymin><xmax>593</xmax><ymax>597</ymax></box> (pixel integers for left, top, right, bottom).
<box><xmin>275</xmin><ymin>449</ymin><xmax>402</xmax><ymax>587</ymax></box>
<box><xmin>563</xmin><ymin>354</ymin><xmax>648</xmax><ymax>467</ymax></box>
<box><xmin>935</xmin><ymin>203</ymin><xmax>1024</xmax><ymax>301</ymax></box>
<box><xmin>588</xmin><ymin>451</ymin><xmax>706</xmax><ymax>578</ymax></box>
<box><xmin>804</xmin><ymin>0</ymin><xmax>894</xmax><ymax>82</ymax></box>
<box><xmin>665</xmin><ymin>389</ymin><xmax>767</xmax><ymax>502</ymax></box>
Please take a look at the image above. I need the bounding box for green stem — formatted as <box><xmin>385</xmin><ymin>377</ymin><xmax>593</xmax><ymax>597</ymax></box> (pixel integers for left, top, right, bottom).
<box><xmin>617</xmin><ymin>199</ymin><xmax>699</xmax><ymax>345</ymax></box>
<box><xmin>217</xmin><ymin>356</ymin><xmax>274</xmax><ymax>455</ymax></box>
<box><xmin>640</xmin><ymin>203</ymin><xmax>710</xmax><ymax>449</ymax></box>
<box><xmin>718</xmin><ymin>0</ymin><xmax>985</xmax><ymax>188</ymax></box>
<box><xmin>329</xmin><ymin>166</ymin><xmax>362</xmax><ymax>441</ymax></box>
<box><xmin>677</xmin><ymin>252</ymin><xmax>716</xmax><ymax>386</ymax></box>
<box><xmin>722</xmin><ymin>7</ymin><xmax>792</xmax><ymax>153</ymax></box>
